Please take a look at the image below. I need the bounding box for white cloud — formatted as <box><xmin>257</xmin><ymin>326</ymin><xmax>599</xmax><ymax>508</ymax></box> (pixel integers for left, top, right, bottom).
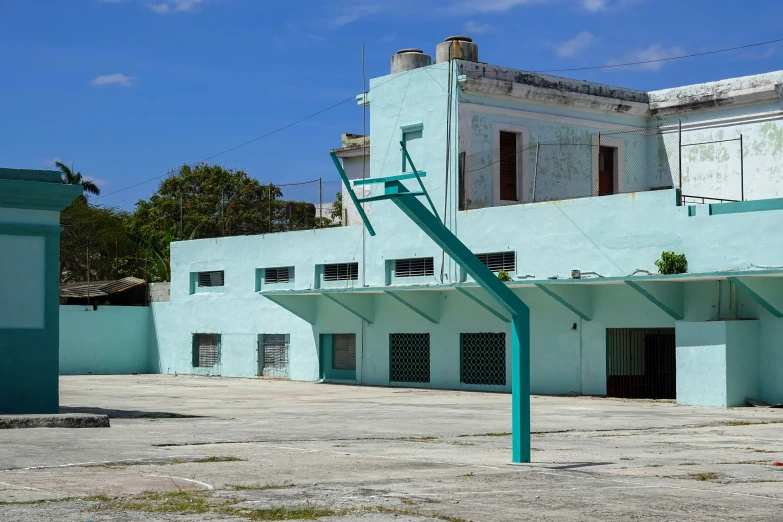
<box><xmin>463</xmin><ymin>20</ymin><xmax>495</xmax><ymax>34</ymax></box>
<box><xmin>42</xmin><ymin>157</ymin><xmax>63</xmax><ymax>168</ymax></box>
<box><xmin>83</xmin><ymin>175</ymin><xmax>109</xmax><ymax>187</ymax></box>
<box><xmin>330</xmin><ymin>1</ymin><xmax>387</xmax><ymax>27</ymax></box>
<box><xmin>607</xmin><ymin>44</ymin><xmax>686</xmax><ymax>71</ymax></box>
<box><xmin>148</xmin><ymin>0</ymin><xmax>206</xmax><ymax>14</ymax></box>
<box><xmin>455</xmin><ymin>0</ymin><xmax>543</xmax><ymax>13</ymax></box>
<box><xmin>555</xmin><ymin>31</ymin><xmax>598</xmax><ymax>58</ymax></box>
<box><xmin>90</xmin><ymin>73</ymin><xmax>138</xmax><ymax>87</ymax></box>
<box><xmin>582</xmin><ymin>0</ymin><xmax>608</xmax><ymax>11</ymax></box>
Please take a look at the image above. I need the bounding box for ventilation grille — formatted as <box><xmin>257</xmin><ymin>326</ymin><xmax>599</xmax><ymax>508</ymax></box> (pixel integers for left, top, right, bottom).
<box><xmin>198</xmin><ymin>270</ymin><xmax>225</xmax><ymax>287</ymax></box>
<box><xmin>261</xmin><ymin>334</ymin><xmax>289</xmax><ymax>379</ymax></box>
<box><xmin>323</xmin><ymin>263</ymin><xmax>358</xmax><ymax>282</ymax></box>
<box><xmin>333</xmin><ymin>334</ymin><xmax>356</xmax><ymax>371</ymax></box>
<box><xmin>476</xmin><ymin>252</ymin><xmax>515</xmax><ymax>272</ymax></box>
<box><xmin>389</xmin><ymin>333</ymin><xmax>430</xmax><ymax>383</ymax></box>
<box><xmin>192</xmin><ymin>333</ymin><xmax>220</xmax><ymax>367</ymax></box>
<box><xmin>394</xmin><ymin>257</ymin><xmax>434</xmax><ymax>278</ymax></box>
<box><xmin>265</xmin><ymin>267</ymin><xmax>293</xmax><ymax>284</ymax></box>
<box><xmin>461</xmin><ymin>333</ymin><xmax>506</xmax><ymax>386</ymax></box>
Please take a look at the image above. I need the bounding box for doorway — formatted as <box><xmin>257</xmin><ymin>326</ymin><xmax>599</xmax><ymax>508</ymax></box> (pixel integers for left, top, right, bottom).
<box><xmin>606</xmin><ymin>328</ymin><xmax>676</xmax><ymax>399</ymax></box>
<box><xmin>598</xmin><ymin>146</ymin><xmax>616</xmax><ymax>196</ymax></box>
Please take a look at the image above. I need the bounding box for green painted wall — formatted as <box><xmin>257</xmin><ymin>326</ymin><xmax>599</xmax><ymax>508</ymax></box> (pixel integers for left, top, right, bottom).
<box><xmin>59</xmin><ymin>306</ymin><xmax>151</xmax><ymax>375</ymax></box>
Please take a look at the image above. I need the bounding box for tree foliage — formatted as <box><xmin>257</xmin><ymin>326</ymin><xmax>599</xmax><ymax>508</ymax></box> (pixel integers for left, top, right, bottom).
<box><xmin>56</xmin><ymin>161</ymin><xmax>101</xmax><ymax>198</ymax></box>
<box><xmin>60</xmin><ymin>199</ymin><xmax>137</xmax><ymax>283</ymax></box>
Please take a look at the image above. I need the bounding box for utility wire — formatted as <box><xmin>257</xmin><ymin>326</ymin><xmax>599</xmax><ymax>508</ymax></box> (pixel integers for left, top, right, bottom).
<box><xmin>534</xmin><ymin>37</ymin><xmax>783</xmax><ymax>73</ymax></box>
<box><xmin>95</xmin><ymin>72</ymin><xmax>409</xmax><ymax>201</ymax></box>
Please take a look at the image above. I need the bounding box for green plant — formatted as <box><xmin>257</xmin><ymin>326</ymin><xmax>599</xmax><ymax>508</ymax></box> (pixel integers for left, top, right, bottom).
<box><xmin>497</xmin><ymin>270</ymin><xmax>512</xmax><ymax>282</ymax></box>
<box><xmin>655</xmin><ymin>251</ymin><xmax>687</xmax><ymax>275</ymax></box>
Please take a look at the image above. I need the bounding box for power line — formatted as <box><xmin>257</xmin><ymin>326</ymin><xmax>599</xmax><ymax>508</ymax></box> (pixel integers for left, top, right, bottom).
<box><xmin>534</xmin><ymin>37</ymin><xmax>783</xmax><ymax>73</ymax></box>
<box><xmin>96</xmin><ymin>72</ymin><xmax>409</xmax><ymax>202</ymax></box>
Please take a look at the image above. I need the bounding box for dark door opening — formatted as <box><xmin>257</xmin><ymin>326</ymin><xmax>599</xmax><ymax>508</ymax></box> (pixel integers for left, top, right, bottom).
<box><xmin>606</xmin><ymin>328</ymin><xmax>675</xmax><ymax>399</ymax></box>
<box><xmin>598</xmin><ymin>146</ymin><xmax>615</xmax><ymax>196</ymax></box>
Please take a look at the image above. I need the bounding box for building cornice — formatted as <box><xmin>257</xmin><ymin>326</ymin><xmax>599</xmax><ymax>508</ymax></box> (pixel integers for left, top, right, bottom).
<box><xmin>0</xmin><ymin>180</ymin><xmax>83</xmax><ymax>212</ymax></box>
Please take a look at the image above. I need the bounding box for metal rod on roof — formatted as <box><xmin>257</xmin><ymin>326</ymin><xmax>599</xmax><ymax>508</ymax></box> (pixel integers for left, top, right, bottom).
<box><xmin>319</xmin><ymin>177</ymin><xmax>323</xmax><ymax>228</ymax></box>
<box><xmin>740</xmin><ymin>133</ymin><xmax>744</xmax><ymax>202</ymax></box>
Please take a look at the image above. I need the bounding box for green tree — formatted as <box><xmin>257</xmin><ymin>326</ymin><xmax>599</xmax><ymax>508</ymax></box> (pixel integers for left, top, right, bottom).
<box><xmin>330</xmin><ymin>191</ymin><xmax>343</xmax><ymax>223</ymax></box>
<box><xmin>56</xmin><ymin>161</ymin><xmax>101</xmax><ymax>198</ymax></box>
<box><xmin>60</xmin><ymin>199</ymin><xmax>137</xmax><ymax>283</ymax></box>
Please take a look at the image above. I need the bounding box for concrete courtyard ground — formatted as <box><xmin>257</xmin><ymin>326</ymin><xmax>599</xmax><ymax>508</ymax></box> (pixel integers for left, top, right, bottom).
<box><xmin>1</xmin><ymin>375</ymin><xmax>782</xmax><ymax>521</ymax></box>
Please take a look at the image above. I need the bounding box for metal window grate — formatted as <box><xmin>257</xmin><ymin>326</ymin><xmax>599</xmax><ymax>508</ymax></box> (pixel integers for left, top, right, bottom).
<box><xmin>333</xmin><ymin>334</ymin><xmax>356</xmax><ymax>370</ymax></box>
<box><xmin>265</xmin><ymin>267</ymin><xmax>293</xmax><ymax>284</ymax></box>
<box><xmin>198</xmin><ymin>270</ymin><xmax>225</xmax><ymax>287</ymax></box>
<box><xmin>461</xmin><ymin>333</ymin><xmax>506</xmax><ymax>385</ymax></box>
<box><xmin>389</xmin><ymin>333</ymin><xmax>430</xmax><ymax>383</ymax></box>
<box><xmin>394</xmin><ymin>257</ymin><xmax>434</xmax><ymax>278</ymax></box>
<box><xmin>192</xmin><ymin>333</ymin><xmax>220</xmax><ymax>367</ymax></box>
<box><xmin>475</xmin><ymin>252</ymin><xmax>515</xmax><ymax>272</ymax></box>
<box><xmin>607</xmin><ymin>328</ymin><xmax>675</xmax><ymax>399</ymax></box>
<box><xmin>323</xmin><ymin>263</ymin><xmax>358</xmax><ymax>282</ymax></box>
<box><xmin>261</xmin><ymin>334</ymin><xmax>290</xmax><ymax>379</ymax></box>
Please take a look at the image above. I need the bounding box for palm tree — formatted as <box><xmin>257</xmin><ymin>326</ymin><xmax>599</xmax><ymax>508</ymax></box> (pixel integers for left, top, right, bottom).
<box><xmin>56</xmin><ymin>161</ymin><xmax>101</xmax><ymax>197</ymax></box>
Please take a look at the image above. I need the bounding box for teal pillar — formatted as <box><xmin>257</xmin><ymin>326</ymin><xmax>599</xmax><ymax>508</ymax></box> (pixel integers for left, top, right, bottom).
<box><xmin>511</xmin><ymin>313</ymin><xmax>531</xmax><ymax>463</ymax></box>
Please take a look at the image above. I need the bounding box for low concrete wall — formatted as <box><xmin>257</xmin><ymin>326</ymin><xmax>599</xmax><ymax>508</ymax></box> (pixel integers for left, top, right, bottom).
<box><xmin>59</xmin><ymin>305</ymin><xmax>151</xmax><ymax>375</ymax></box>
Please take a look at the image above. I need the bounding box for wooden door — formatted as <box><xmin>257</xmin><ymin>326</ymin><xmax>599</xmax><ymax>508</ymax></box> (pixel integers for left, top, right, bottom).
<box><xmin>499</xmin><ymin>131</ymin><xmax>518</xmax><ymax>201</ymax></box>
<box><xmin>598</xmin><ymin>146</ymin><xmax>615</xmax><ymax>196</ymax></box>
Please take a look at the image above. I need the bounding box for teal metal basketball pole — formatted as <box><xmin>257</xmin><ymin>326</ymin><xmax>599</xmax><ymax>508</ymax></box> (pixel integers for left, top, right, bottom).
<box><xmin>330</xmin><ymin>143</ymin><xmax>531</xmax><ymax>463</ymax></box>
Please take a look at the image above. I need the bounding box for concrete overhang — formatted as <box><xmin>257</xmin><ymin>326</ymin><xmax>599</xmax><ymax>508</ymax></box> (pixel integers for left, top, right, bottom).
<box><xmin>260</xmin><ymin>269</ymin><xmax>783</xmax><ymax>324</ymax></box>
<box><xmin>650</xmin><ymin>84</ymin><xmax>782</xmax><ymax>117</ymax></box>
<box><xmin>460</xmin><ymin>77</ymin><xmax>651</xmax><ymax>117</ymax></box>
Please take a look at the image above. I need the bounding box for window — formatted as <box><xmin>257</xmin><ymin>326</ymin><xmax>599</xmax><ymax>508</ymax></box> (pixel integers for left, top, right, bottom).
<box><xmin>401</xmin><ymin>123</ymin><xmax>423</xmax><ymax>172</ymax></box>
<box><xmin>499</xmin><ymin>131</ymin><xmax>518</xmax><ymax>201</ymax></box>
<box><xmin>260</xmin><ymin>334</ymin><xmax>289</xmax><ymax>379</ymax></box>
<box><xmin>198</xmin><ymin>271</ymin><xmax>224</xmax><ymax>287</ymax></box>
<box><xmin>394</xmin><ymin>257</ymin><xmax>434</xmax><ymax>278</ymax></box>
<box><xmin>476</xmin><ymin>251</ymin><xmax>515</xmax><ymax>272</ymax></box>
<box><xmin>389</xmin><ymin>333</ymin><xmax>430</xmax><ymax>383</ymax></box>
<box><xmin>332</xmin><ymin>334</ymin><xmax>356</xmax><ymax>371</ymax></box>
<box><xmin>461</xmin><ymin>333</ymin><xmax>506</xmax><ymax>386</ymax></box>
<box><xmin>265</xmin><ymin>267</ymin><xmax>293</xmax><ymax>284</ymax></box>
<box><xmin>324</xmin><ymin>263</ymin><xmax>358</xmax><ymax>282</ymax></box>
<box><xmin>192</xmin><ymin>334</ymin><xmax>220</xmax><ymax>367</ymax></box>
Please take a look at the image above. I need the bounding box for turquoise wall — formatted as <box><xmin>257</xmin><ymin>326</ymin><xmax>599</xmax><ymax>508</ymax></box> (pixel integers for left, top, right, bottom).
<box><xmin>676</xmin><ymin>320</ymin><xmax>761</xmax><ymax>407</ymax></box>
<box><xmin>0</xmin><ymin>169</ymin><xmax>81</xmax><ymax>414</ymax></box>
<box><xmin>59</xmin><ymin>305</ymin><xmax>151</xmax><ymax>375</ymax></box>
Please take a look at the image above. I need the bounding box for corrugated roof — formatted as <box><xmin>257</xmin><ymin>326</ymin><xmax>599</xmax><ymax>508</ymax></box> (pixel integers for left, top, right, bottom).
<box><xmin>60</xmin><ymin>277</ymin><xmax>146</xmax><ymax>298</ymax></box>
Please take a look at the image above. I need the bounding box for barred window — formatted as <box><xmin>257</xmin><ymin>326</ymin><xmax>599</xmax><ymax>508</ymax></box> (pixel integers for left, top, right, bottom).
<box><xmin>198</xmin><ymin>270</ymin><xmax>225</xmax><ymax>287</ymax></box>
<box><xmin>389</xmin><ymin>333</ymin><xmax>430</xmax><ymax>383</ymax></box>
<box><xmin>475</xmin><ymin>252</ymin><xmax>515</xmax><ymax>272</ymax></box>
<box><xmin>461</xmin><ymin>333</ymin><xmax>506</xmax><ymax>385</ymax></box>
<box><xmin>261</xmin><ymin>334</ymin><xmax>289</xmax><ymax>378</ymax></box>
<box><xmin>324</xmin><ymin>263</ymin><xmax>358</xmax><ymax>282</ymax></box>
<box><xmin>394</xmin><ymin>257</ymin><xmax>434</xmax><ymax>278</ymax></box>
<box><xmin>192</xmin><ymin>333</ymin><xmax>220</xmax><ymax>367</ymax></box>
<box><xmin>333</xmin><ymin>334</ymin><xmax>356</xmax><ymax>370</ymax></box>
<box><xmin>265</xmin><ymin>267</ymin><xmax>293</xmax><ymax>284</ymax></box>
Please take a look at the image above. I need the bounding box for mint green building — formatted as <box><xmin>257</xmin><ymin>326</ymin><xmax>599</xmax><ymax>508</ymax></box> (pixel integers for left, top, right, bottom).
<box><xmin>65</xmin><ymin>36</ymin><xmax>783</xmax><ymax>409</ymax></box>
<box><xmin>0</xmin><ymin>168</ymin><xmax>81</xmax><ymax>413</ymax></box>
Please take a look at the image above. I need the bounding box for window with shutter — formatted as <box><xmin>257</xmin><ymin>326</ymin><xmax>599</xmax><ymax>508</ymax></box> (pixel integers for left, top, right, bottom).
<box><xmin>265</xmin><ymin>267</ymin><xmax>293</xmax><ymax>284</ymax></box>
<box><xmin>197</xmin><ymin>270</ymin><xmax>224</xmax><ymax>287</ymax></box>
<box><xmin>394</xmin><ymin>258</ymin><xmax>434</xmax><ymax>278</ymax></box>
<box><xmin>261</xmin><ymin>334</ymin><xmax>289</xmax><ymax>379</ymax></box>
<box><xmin>499</xmin><ymin>131</ymin><xmax>518</xmax><ymax>201</ymax></box>
<box><xmin>192</xmin><ymin>333</ymin><xmax>220</xmax><ymax>367</ymax></box>
<box><xmin>475</xmin><ymin>252</ymin><xmax>516</xmax><ymax>272</ymax></box>
<box><xmin>332</xmin><ymin>334</ymin><xmax>356</xmax><ymax>370</ymax></box>
<box><xmin>323</xmin><ymin>263</ymin><xmax>359</xmax><ymax>282</ymax></box>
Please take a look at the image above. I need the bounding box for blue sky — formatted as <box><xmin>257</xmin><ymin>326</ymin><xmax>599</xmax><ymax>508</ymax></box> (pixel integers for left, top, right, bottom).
<box><xmin>1</xmin><ymin>0</ymin><xmax>781</xmax><ymax>209</ymax></box>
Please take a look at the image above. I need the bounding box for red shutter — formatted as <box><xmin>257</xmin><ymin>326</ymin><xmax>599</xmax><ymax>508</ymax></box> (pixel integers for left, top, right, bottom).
<box><xmin>499</xmin><ymin>132</ymin><xmax>517</xmax><ymax>201</ymax></box>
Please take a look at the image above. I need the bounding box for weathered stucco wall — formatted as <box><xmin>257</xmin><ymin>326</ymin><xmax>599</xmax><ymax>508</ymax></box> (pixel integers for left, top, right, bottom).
<box><xmin>59</xmin><ymin>305</ymin><xmax>151</xmax><ymax>375</ymax></box>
